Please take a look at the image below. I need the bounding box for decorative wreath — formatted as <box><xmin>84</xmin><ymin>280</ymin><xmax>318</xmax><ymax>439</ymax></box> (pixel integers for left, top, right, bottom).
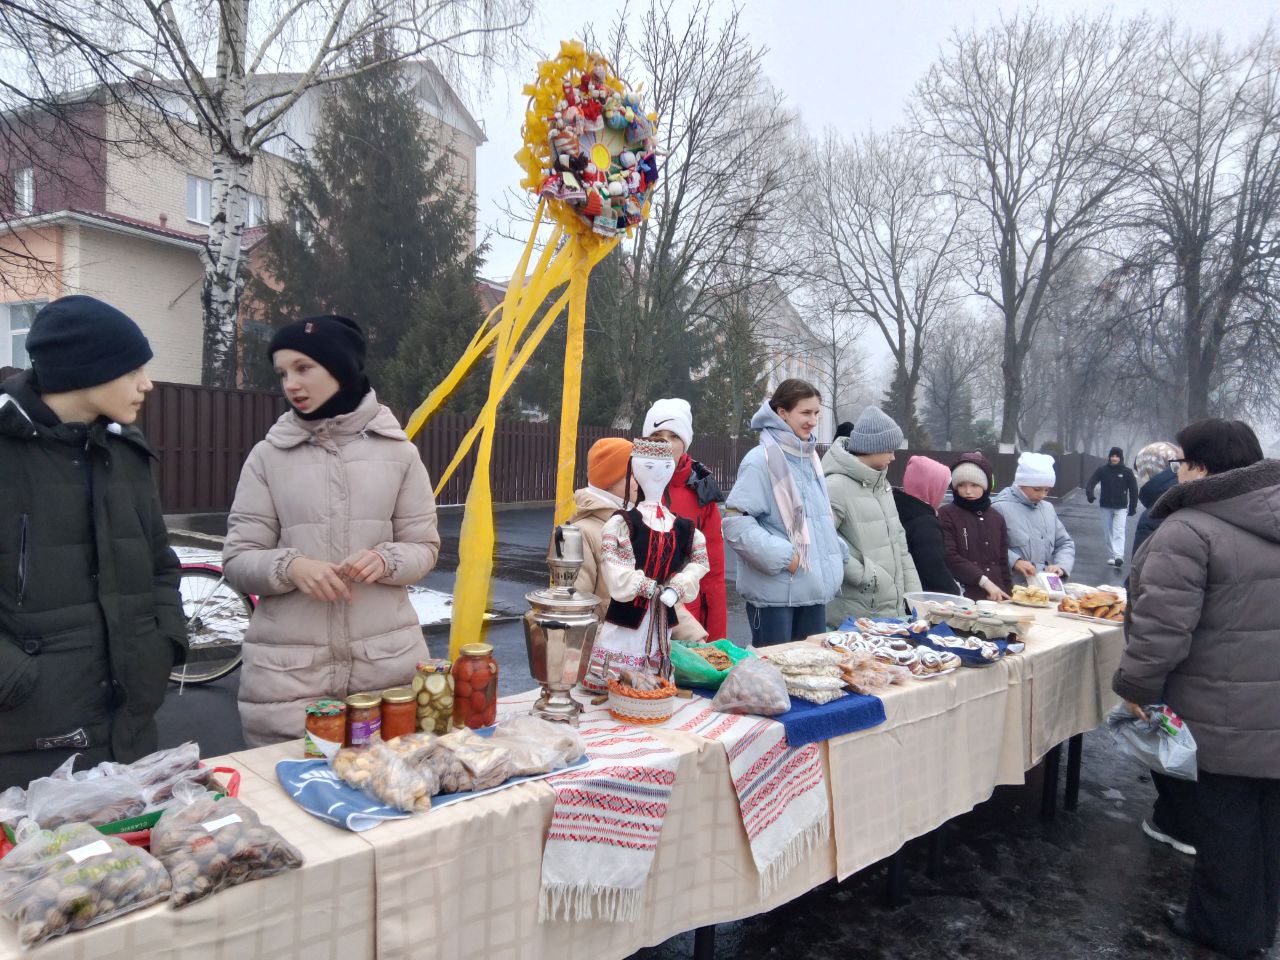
<box><xmin>516</xmin><ymin>40</ymin><xmax>660</xmax><ymax>240</ymax></box>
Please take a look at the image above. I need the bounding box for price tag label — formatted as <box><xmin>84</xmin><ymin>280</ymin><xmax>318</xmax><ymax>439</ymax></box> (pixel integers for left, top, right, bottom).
<box><xmin>66</xmin><ymin>839</ymin><xmax>111</xmax><ymax>864</ymax></box>
<box><xmin>201</xmin><ymin>814</ymin><xmax>243</xmax><ymax>833</ymax></box>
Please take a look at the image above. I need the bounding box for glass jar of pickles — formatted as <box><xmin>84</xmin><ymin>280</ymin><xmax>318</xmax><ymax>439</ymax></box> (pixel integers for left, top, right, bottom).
<box><xmin>380</xmin><ymin>687</ymin><xmax>417</xmax><ymax>741</ymax></box>
<box><xmin>452</xmin><ymin>643</ymin><xmax>498</xmax><ymax>729</ymax></box>
<box><xmin>344</xmin><ymin>692</ymin><xmax>382</xmax><ymax>746</ymax></box>
<box><xmin>413</xmin><ymin>660</ymin><xmax>455</xmax><ymax>734</ymax></box>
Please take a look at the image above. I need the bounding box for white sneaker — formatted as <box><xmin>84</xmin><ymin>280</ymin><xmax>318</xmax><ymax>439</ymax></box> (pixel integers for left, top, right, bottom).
<box><xmin>1143</xmin><ymin>819</ymin><xmax>1196</xmax><ymax>856</ymax></box>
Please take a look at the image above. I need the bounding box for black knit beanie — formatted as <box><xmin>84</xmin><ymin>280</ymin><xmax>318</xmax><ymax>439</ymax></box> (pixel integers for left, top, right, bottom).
<box><xmin>269</xmin><ymin>315</ymin><xmax>370</xmax><ymax>420</ymax></box>
<box><xmin>26</xmin><ymin>295</ymin><xmax>154</xmax><ymax>393</ymax></box>
<box><xmin>1109</xmin><ymin>446</ymin><xmax>1124</xmax><ymax>460</ymax></box>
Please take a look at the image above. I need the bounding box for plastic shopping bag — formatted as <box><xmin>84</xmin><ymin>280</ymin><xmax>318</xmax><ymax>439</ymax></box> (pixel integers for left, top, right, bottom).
<box><xmin>671</xmin><ymin>639</ymin><xmax>755</xmax><ymax>689</ymax></box>
<box><xmin>1106</xmin><ymin>703</ymin><xmax>1198</xmax><ymax>781</ymax></box>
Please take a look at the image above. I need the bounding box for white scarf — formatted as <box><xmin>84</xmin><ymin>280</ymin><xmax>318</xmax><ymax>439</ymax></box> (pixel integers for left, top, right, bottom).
<box><xmin>758</xmin><ymin>426</ymin><xmax>831</xmax><ymax>572</ymax></box>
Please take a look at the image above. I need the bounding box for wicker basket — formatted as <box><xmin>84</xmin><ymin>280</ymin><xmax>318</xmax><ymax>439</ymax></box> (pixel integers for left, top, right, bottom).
<box><xmin>607</xmin><ymin>677</ymin><xmax>677</xmax><ymax>725</ymax></box>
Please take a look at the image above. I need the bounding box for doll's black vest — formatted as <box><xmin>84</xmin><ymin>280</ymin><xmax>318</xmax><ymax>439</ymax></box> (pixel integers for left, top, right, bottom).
<box><xmin>604</xmin><ymin>507</ymin><xmax>695</xmax><ymax>629</ymax></box>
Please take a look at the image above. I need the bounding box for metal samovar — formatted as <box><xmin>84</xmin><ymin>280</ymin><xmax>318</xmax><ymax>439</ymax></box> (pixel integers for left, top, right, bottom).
<box><xmin>522</xmin><ymin>524</ymin><xmax>600</xmax><ymax>724</ymax></box>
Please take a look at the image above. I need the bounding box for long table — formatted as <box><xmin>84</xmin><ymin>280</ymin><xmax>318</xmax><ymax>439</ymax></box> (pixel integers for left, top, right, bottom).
<box><xmin>0</xmin><ymin>614</ymin><xmax>1124</xmax><ymax>960</ymax></box>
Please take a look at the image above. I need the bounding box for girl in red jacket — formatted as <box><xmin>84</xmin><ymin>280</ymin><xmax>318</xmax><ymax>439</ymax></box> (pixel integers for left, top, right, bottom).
<box><xmin>642</xmin><ymin>398</ymin><xmax>728</xmax><ymax>640</ymax></box>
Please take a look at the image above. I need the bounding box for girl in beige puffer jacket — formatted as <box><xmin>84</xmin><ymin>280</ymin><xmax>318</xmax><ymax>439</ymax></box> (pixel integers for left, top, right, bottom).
<box><xmin>223</xmin><ymin>316</ymin><xmax>440</xmax><ymax>746</ymax></box>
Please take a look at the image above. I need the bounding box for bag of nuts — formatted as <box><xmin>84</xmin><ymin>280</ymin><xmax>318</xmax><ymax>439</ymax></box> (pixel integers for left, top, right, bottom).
<box><xmin>0</xmin><ymin>820</ymin><xmax>171</xmax><ymax>948</ymax></box>
<box><xmin>149</xmin><ymin>783</ymin><xmax>303</xmax><ymax>908</ymax></box>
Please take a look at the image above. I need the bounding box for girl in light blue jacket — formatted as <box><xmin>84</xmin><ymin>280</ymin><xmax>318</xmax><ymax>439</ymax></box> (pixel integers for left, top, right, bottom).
<box><xmin>723</xmin><ymin>380</ymin><xmax>846</xmax><ymax>646</ymax></box>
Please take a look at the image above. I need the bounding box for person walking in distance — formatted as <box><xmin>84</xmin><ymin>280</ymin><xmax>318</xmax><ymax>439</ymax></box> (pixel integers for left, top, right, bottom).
<box><xmin>1086</xmin><ymin>446</ymin><xmax>1140</xmax><ymax>567</ymax></box>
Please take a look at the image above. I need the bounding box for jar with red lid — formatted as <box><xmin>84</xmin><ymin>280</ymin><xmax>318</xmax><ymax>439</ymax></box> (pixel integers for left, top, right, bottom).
<box><xmin>451</xmin><ymin>643</ymin><xmax>498</xmax><ymax>729</ymax></box>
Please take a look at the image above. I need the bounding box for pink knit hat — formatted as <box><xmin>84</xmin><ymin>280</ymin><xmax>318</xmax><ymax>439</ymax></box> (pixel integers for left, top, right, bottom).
<box><xmin>903</xmin><ymin>456</ymin><xmax>952</xmax><ymax>510</ymax></box>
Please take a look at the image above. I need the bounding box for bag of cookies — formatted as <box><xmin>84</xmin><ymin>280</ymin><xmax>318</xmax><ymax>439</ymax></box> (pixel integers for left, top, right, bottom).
<box><xmin>437</xmin><ymin>729</ymin><xmax>517</xmax><ymax>791</ymax></box>
<box><xmin>710</xmin><ymin>658</ymin><xmax>790</xmax><ymax>717</ymax></box>
<box><xmin>0</xmin><ymin>820</ymin><xmax>171</xmax><ymax>948</ymax></box>
<box><xmin>150</xmin><ymin>783</ymin><xmax>304</xmax><ymax>908</ymax></box>
<box><xmin>331</xmin><ymin>741</ymin><xmax>439</xmax><ymax>812</ymax></box>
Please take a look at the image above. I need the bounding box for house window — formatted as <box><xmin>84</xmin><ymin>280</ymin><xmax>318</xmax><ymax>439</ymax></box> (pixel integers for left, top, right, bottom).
<box><xmin>13</xmin><ymin>168</ymin><xmax>33</xmax><ymax>216</ymax></box>
<box><xmin>186</xmin><ymin>174</ymin><xmax>212</xmax><ymax>225</ymax></box>
<box><xmin>245</xmin><ymin>192</ymin><xmax>268</xmax><ymax>227</ymax></box>
<box><xmin>4</xmin><ymin>300</ymin><xmax>42</xmax><ymax>369</ymax></box>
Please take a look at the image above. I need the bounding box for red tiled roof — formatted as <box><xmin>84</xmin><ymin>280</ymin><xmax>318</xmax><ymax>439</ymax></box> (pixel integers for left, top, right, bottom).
<box><xmin>69</xmin><ymin>208</ymin><xmax>206</xmax><ymax>245</ymax></box>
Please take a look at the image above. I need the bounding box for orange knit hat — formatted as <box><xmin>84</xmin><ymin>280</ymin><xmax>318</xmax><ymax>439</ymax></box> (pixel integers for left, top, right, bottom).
<box><xmin>587</xmin><ymin>437</ymin><xmax>632</xmax><ymax>487</ymax></box>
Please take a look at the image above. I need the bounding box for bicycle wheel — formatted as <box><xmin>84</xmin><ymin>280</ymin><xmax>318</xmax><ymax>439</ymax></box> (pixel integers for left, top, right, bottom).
<box><xmin>170</xmin><ymin>566</ymin><xmax>253</xmax><ymax>685</ymax></box>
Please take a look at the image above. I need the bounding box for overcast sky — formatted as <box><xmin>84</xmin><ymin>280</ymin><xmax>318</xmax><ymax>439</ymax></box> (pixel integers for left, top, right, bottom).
<box><xmin>469</xmin><ymin>0</ymin><xmax>1276</xmax><ymax>278</ymax></box>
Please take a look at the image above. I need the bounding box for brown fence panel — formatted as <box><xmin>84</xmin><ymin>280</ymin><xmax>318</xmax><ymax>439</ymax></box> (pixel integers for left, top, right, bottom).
<box><xmin>0</xmin><ymin>367</ymin><xmax>1106</xmax><ymax>513</ymax></box>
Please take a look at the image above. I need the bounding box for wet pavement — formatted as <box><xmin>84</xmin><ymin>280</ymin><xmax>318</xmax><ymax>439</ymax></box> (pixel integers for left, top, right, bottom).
<box><xmin>161</xmin><ymin>490</ymin><xmax>1264</xmax><ymax>960</ymax></box>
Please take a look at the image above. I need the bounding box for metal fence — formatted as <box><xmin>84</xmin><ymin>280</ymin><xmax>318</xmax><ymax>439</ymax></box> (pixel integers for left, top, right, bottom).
<box><xmin>0</xmin><ymin>369</ymin><xmax>1103</xmax><ymax>513</ymax></box>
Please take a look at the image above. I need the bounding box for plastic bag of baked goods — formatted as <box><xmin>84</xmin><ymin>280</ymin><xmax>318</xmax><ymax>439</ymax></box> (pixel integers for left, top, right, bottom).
<box><xmin>491</xmin><ymin>715</ymin><xmax>586</xmax><ymax>776</ymax></box>
<box><xmin>150</xmin><ymin>782</ymin><xmax>303</xmax><ymax>908</ymax></box>
<box><xmin>0</xmin><ymin>819</ymin><xmax>171</xmax><ymax>948</ymax></box>
<box><xmin>764</xmin><ymin>646</ymin><xmax>844</xmax><ymax>672</ymax></box>
<box><xmin>784</xmin><ymin>673</ymin><xmax>847</xmax><ymax>705</ymax></box>
<box><xmin>710</xmin><ymin>658</ymin><xmax>791</xmax><ymax>716</ymax></box>
<box><xmin>331</xmin><ymin>741</ymin><xmax>439</xmax><ymax>812</ymax></box>
<box><xmin>438</xmin><ymin>729</ymin><xmax>517</xmax><ymax>790</ymax></box>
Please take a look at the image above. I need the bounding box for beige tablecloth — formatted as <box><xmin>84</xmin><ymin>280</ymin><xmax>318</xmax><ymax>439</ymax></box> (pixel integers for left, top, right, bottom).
<box><xmin>0</xmin><ymin>616</ymin><xmax>1123</xmax><ymax>960</ymax></box>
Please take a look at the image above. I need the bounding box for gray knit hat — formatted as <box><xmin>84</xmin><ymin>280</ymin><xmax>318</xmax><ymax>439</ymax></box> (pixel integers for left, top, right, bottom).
<box><xmin>847</xmin><ymin>406</ymin><xmax>904</xmax><ymax>454</ymax></box>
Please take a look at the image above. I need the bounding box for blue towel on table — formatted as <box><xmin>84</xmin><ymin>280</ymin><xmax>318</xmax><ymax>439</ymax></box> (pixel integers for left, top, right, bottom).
<box><xmin>276</xmin><ymin>759</ymin><xmax>409</xmax><ymax>832</ymax></box>
<box><xmin>692</xmin><ymin>687</ymin><xmax>886</xmax><ymax>748</ymax></box>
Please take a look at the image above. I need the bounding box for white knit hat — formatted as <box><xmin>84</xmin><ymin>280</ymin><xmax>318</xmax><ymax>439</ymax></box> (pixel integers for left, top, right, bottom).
<box><xmin>642</xmin><ymin>397</ymin><xmax>693</xmax><ymax>450</ymax></box>
<box><xmin>1014</xmin><ymin>452</ymin><xmax>1056</xmax><ymax>487</ymax></box>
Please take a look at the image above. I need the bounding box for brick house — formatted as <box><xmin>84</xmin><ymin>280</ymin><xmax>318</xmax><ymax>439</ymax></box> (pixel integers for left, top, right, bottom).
<box><xmin>0</xmin><ymin>62</ymin><xmax>485</xmax><ymax>383</ymax></box>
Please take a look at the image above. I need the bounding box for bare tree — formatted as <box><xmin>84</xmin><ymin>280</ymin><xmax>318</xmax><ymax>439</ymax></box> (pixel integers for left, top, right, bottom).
<box><xmin>4</xmin><ymin>0</ymin><xmax>532</xmax><ymax>385</ymax></box>
<box><xmin>596</xmin><ymin>0</ymin><xmax>800</xmax><ymax>428</ymax></box>
<box><xmin>803</xmin><ymin>127</ymin><xmax>961</xmax><ymax>433</ymax></box>
<box><xmin>1124</xmin><ymin>25</ymin><xmax>1280</xmax><ymax>422</ymax></box>
<box><xmin>921</xmin><ymin>311</ymin><xmax>990</xmax><ymax>449</ymax></box>
<box><xmin>914</xmin><ymin>10</ymin><xmax>1152</xmax><ymax>444</ymax></box>
<box><xmin>791</xmin><ymin>286</ymin><xmax>867</xmax><ymax>430</ymax></box>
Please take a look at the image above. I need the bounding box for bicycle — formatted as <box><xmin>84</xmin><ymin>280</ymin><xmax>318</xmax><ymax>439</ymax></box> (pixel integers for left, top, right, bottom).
<box><xmin>169</xmin><ymin>562</ymin><xmax>256</xmax><ymax>686</ymax></box>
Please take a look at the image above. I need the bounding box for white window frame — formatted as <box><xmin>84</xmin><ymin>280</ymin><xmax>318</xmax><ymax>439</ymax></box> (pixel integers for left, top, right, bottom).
<box><xmin>3</xmin><ymin>300</ymin><xmax>43</xmax><ymax>369</ymax></box>
<box><xmin>13</xmin><ymin>167</ymin><xmax>33</xmax><ymax>216</ymax></box>
<box><xmin>245</xmin><ymin>191</ymin><xmax>268</xmax><ymax>227</ymax></box>
<box><xmin>186</xmin><ymin>174</ymin><xmax>212</xmax><ymax>225</ymax></box>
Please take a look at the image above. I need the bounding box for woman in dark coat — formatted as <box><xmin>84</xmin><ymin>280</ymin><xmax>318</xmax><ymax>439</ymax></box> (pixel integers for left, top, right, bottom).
<box><xmin>939</xmin><ymin>452</ymin><xmax>1012</xmax><ymax>602</ymax></box>
<box><xmin>1115</xmin><ymin>418</ymin><xmax>1280</xmax><ymax>959</ymax></box>
<box><xmin>893</xmin><ymin>456</ymin><xmax>957</xmax><ymax>595</ymax></box>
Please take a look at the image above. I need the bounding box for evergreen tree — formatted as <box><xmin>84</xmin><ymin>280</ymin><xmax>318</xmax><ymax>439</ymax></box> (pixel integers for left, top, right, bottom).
<box><xmin>244</xmin><ymin>41</ymin><xmax>484</xmax><ymax>414</ymax></box>
<box><xmin>698</xmin><ymin>303</ymin><xmax>770</xmax><ymax>438</ymax></box>
<box><xmin>882</xmin><ymin>364</ymin><xmax>931</xmax><ymax>447</ymax></box>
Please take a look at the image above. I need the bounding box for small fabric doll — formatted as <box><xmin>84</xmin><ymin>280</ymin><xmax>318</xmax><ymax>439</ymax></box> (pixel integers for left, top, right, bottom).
<box><xmin>581</xmin><ymin>438</ymin><xmax>710</xmax><ymax>693</ymax></box>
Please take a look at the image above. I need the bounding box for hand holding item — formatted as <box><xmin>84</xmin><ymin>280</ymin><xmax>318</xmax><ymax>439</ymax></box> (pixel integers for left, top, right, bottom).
<box><xmin>659</xmin><ymin>586</ymin><xmax>679</xmax><ymax>608</ymax></box>
<box><xmin>287</xmin><ymin>557</ymin><xmax>352</xmax><ymax>603</ymax></box>
<box><xmin>340</xmin><ymin>549</ymin><xmax>387</xmax><ymax>584</ymax></box>
<box><xmin>1124</xmin><ymin>700</ymin><xmax>1148</xmax><ymax>722</ymax></box>
<box><xmin>1014</xmin><ymin>559</ymin><xmax>1038</xmax><ymax>579</ymax></box>
<box><xmin>984</xmin><ymin>582</ymin><xmax>1011</xmax><ymax>602</ymax></box>
<box><xmin>1045</xmin><ymin>565</ymin><xmax>1068</xmax><ymax>578</ymax></box>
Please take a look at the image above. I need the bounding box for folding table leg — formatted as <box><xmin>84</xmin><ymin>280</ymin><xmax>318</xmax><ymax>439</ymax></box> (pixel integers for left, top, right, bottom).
<box><xmin>692</xmin><ymin>925</ymin><xmax>716</xmax><ymax>960</ymax></box>
<box><xmin>1064</xmin><ymin>734</ymin><xmax>1084</xmax><ymax>812</ymax></box>
<box><xmin>885</xmin><ymin>847</ymin><xmax>908</xmax><ymax>907</ymax></box>
<box><xmin>1039</xmin><ymin>743</ymin><xmax>1062</xmax><ymax>821</ymax></box>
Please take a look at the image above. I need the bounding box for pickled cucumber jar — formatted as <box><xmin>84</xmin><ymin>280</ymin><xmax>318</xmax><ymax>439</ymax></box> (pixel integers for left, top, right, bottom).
<box><xmin>452</xmin><ymin>643</ymin><xmax>498</xmax><ymax>729</ymax></box>
<box><xmin>413</xmin><ymin>659</ymin><xmax>455</xmax><ymax>735</ymax></box>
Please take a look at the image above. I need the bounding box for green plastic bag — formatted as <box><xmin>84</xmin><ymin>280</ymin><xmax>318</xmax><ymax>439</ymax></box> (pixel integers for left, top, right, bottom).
<box><xmin>671</xmin><ymin>639</ymin><xmax>755</xmax><ymax>689</ymax></box>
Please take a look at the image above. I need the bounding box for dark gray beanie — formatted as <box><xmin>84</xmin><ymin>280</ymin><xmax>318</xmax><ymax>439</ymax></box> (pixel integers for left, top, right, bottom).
<box><xmin>26</xmin><ymin>295</ymin><xmax>153</xmax><ymax>392</ymax></box>
<box><xmin>848</xmin><ymin>406</ymin><xmax>905</xmax><ymax>454</ymax></box>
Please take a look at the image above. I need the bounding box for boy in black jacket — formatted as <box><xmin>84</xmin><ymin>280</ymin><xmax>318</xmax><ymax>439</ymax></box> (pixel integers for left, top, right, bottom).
<box><xmin>1086</xmin><ymin>446</ymin><xmax>1140</xmax><ymax>567</ymax></box>
<box><xmin>0</xmin><ymin>296</ymin><xmax>186</xmax><ymax>788</ymax></box>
